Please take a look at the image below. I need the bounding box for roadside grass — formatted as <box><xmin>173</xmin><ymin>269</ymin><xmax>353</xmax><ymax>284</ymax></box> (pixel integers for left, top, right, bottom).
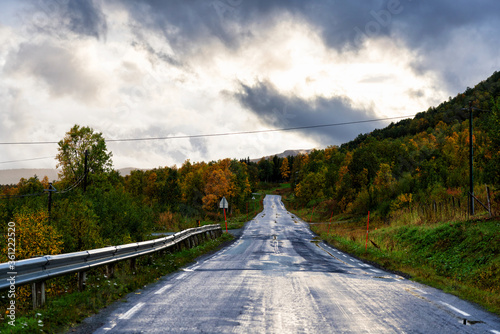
<box><xmin>307</xmin><ymin>217</ymin><xmax>500</xmax><ymax>316</ymax></box>
<box><xmin>0</xmin><ymin>233</ymin><xmax>233</xmax><ymax>333</ymax></box>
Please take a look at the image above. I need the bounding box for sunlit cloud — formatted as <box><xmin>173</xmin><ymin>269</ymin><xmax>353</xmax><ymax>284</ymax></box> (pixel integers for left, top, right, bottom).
<box><xmin>0</xmin><ymin>0</ymin><xmax>498</xmax><ymax>169</ymax></box>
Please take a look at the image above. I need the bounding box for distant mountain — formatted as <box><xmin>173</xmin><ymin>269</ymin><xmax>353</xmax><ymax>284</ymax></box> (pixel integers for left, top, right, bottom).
<box><xmin>117</xmin><ymin>167</ymin><xmax>145</xmax><ymax>176</ymax></box>
<box><xmin>251</xmin><ymin>149</ymin><xmax>312</xmax><ymax>162</ymax></box>
<box><xmin>0</xmin><ymin>169</ymin><xmax>60</xmax><ymax>185</ymax></box>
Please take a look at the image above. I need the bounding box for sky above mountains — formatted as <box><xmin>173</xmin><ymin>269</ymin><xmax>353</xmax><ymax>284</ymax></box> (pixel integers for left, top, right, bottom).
<box><xmin>1</xmin><ymin>0</ymin><xmax>499</xmax><ymax>169</ymax></box>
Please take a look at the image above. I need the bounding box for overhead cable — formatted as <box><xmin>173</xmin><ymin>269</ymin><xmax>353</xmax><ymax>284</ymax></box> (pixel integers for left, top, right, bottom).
<box><xmin>0</xmin><ymin>115</ymin><xmax>416</xmax><ymax>145</ymax></box>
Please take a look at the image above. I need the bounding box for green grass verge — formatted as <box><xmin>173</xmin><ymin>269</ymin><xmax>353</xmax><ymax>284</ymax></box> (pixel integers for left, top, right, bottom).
<box><xmin>0</xmin><ymin>233</ymin><xmax>233</xmax><ymax>333</ymax></box>
<box><xmin>310</xmin><ymin>218</ymin><xmax>500</xmax><ymax>315</ymax></box>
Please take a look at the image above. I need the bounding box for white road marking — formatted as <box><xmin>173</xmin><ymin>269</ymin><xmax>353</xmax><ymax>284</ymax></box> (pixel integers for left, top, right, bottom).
<box><xmin>176</xmin><ymin>273</ymin><xmax>188</xmax><ymax>280</ymax></box>
<box><xmin>102</xmin><ymin>321</ymin><xmax>117</xmax><ymax>331</ymax></box>
<box><xmin>154</xmin><ymin>285</ymin><xmax>172</xmax><ymax>295</ymax></box>
<box><xmin>439</xmin><ymin>301</ymin><xmax>471</xmax><ymax>317</ymax></box>
<box><xmin>119</xmin><ymin>302</ymin><xmax>145</xmax><ymax>319</ymax></box>
<box><xmin>370</xmin><ymin>269</ymin><xmax>382</xmax><ymax>273</ymax></box>
<box><xmin>489</xmin><ymin>330</ymin><xmax>500</xmax><ymax>334</ymax></box>
<box><xmin>412</xmin><ymin>288</ymin><xmax>428</xmax><ymax>295</ymax></box>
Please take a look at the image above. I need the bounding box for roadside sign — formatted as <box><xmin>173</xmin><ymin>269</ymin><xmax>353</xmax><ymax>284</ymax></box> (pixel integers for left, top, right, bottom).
<box><xmin>219</xmin><ymin>196</ymin><xmax>228</xmax><ymax>209</ymax></box>
<box><xmin>219</xmin><ymin>197</ymin><xmax>229</xmax><ymax>233</ymax></box>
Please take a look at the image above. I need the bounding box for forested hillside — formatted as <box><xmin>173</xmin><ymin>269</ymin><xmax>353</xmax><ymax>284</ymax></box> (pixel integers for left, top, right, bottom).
<box><xmin>285</xmin><ymin>71</ymin><xmax>500</xmax><ymax>220</ymax></box>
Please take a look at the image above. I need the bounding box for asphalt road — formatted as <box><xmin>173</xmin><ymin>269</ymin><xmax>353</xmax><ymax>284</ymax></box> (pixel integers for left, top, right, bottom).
<box><xmin>87</xmin><ymin>195</ymin><xmax>500</xmax><ymax>333</ymax></box>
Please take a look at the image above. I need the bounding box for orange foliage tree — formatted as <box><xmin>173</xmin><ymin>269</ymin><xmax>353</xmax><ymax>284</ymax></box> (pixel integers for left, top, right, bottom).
<box><xmin>202</xmin><ymin>159</ymin><xmax>235</xmax><ymax>212</ymax></box>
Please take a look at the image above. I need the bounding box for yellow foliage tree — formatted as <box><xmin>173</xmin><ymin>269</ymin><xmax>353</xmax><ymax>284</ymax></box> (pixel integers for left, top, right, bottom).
<box><xmin>372</xmin><ymin>163</ymin><xmax>396</xmax><ymax>202</ymax></box>
<box><xmin>1</xmin><ymin>209</ymin><xmax>63</xmax><ymax>262</ymax></box>
<box><xmin>280</xmin><ymin>157</ymin><xmax>290</xmax><ymax>180</ymax></box>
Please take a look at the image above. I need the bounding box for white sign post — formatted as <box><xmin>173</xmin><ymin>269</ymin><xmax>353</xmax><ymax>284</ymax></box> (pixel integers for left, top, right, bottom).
<box><xmin>219</xmin><ymin>197</ymin><xmax>229</xmax><ymax>232</ymax></box>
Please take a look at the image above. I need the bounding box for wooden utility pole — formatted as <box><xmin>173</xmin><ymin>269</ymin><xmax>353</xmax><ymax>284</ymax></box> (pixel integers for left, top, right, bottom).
<box><xmin>469</xmin><ymin>101</ymin><xmax>474</xmax><ymax>215</ymax></box>
<box><xmin>83</xmin><ymin>149</ymin><xmax>88</xmax><ymax>192</ymax></box>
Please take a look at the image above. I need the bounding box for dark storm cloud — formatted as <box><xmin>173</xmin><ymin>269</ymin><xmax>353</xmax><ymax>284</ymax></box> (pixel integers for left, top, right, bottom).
<box><xmin>391</xmin><ymin>1</ymin><xmax>500</xmax><ymax>49</ymax></box>
<box><xmin>233</xmin><ymin>81</ymin><xmax>378</xmax><ymax>146</ymax></box>
<box><xmin>117</xmin><ymin>1</ymin><xmax>500</xmax><ymax>50</ymax></box>
<box><xmin>118</xmin><ymin>0</ymin><xmax>387</xmax><ymax>51</ymax></box>
<box><xmin>25</xmin><ymin>0</ymin><xmax>107</xmax><ymax>39</ymax></box>
<box><xmin>120</xmin><ymin>0</ymin><xmax>245</xmax><ymax>50</ymax></box>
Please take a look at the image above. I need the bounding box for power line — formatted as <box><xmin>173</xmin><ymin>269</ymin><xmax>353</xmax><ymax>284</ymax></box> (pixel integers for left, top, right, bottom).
<box><xmin>0</xmin><ymin>191</ymin><xmax>46</xmax><ymax>199</ymax></box>
<box><xmin>0</xmin><ymin>173</ymin><xmax>85</xmax><ymax>198</ymax></box>
<box><xmin>0</xmin><ymin>115</ymin><xmax>416</xmax><ymax>145</ymax></box>
<box><xmin>0</xmin><ymin>156</ymin><xmax>56</xmax><ymax>164</ymax></box>
<box><xmin>106</xmin><ymin>115</ymin><xmax>416</xmax><ymax>142</ymax></box>
<box><xmin>57</xmin><ymin>174</ymin><xmax>86</xmax><ymax>194</ymax></box>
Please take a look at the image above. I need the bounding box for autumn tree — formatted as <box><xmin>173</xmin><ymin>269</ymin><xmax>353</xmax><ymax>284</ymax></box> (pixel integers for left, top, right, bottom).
<box><xmin>372</xmin><ymin>163</ymin><xmax>396</xmax><ymax>203</ymax></box>
<box><xmin>1</xmin><ymin>209</ymin><xmax>62</xmax><ymax>261</ymax></box>
<box><xmin>56</xmin><ymin>125</ymin><xmax>113</xmax><ymax>186</ymax></box>
<box><xmin>202</xmin><ymin>159</ymin><xmax>235</xmax><ymax>212</ymax></box>
<box><xmin>295</xmin><ymin>168</ymin><xmax>327</xmax><ymax>206</ymax></box>
<box><xmin>280</xmin><ymin>157</ymin><xmax>290</xmax><ymax>181</ymax></box>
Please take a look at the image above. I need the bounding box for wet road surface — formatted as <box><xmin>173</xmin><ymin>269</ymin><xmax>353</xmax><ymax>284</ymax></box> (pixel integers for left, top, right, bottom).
<box><xmin>89</xmin><ymin>195</ymin><xmax>500</xmax><ymax>333</ymax></box>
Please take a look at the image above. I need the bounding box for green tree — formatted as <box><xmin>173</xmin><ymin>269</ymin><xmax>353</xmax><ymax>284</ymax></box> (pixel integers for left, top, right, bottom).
<box><xmin>486</xmin><ymin>98</ymin><xmax>500</xmax><ymax>189</ymax></box>
<box><xmin>53</xmin><ymin>195</ymin><xmax>103</xmax><ymax>252</ymax></box>
<box><xmin>257</xmin><ymin>158</ymin><xmax>273</xmax><ymax>183</ymax></box>
<box><xmin>56</xmin><ymin>125</ymin><xmax>113</xmax><ymax>186</ymax></box>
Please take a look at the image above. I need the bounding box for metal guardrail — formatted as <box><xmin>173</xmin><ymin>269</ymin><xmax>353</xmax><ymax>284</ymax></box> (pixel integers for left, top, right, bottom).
<box><xmin>0</xmin><ymin>225</ymin><xmax>222</xmax><ymax>296</ymax></box>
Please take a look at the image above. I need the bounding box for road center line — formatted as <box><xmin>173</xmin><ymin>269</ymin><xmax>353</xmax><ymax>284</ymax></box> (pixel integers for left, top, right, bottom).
<box><xmin>119</xmin><ymin>302</ymin><xmax>145</xmax><ymax>319</ymax></box>
<box><xmin>439</xmin><ymin>301</ymin><xmax>471</xmax><ymax>317</ymax></box>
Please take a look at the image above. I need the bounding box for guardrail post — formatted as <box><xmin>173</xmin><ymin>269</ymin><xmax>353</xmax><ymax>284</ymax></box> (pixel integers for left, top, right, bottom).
<box><xmin>106</xmin><ymin>264</ymin><xmax>115</xmax><ymax>278</ymax></box>
<box><xmin>129</xmin><ymin>258</ymin><xmax>136</xmax><ymax>272</ymax></box>
<box><xmin>78</xmin><ymin>271</ymin><xmax>87</xmax><ymax>291</ymax></box>
<box><xmin>32</xmin><ymin>281</ymin><xmax>46</xmax><ymax>309</ymax></box>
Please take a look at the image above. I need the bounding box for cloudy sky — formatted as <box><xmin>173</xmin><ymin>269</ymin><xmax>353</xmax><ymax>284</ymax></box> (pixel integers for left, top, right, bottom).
<box><xmin>0</xmin><ymin>0</ymin><xmax>499</xmax><ymax>170</ymax></box>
